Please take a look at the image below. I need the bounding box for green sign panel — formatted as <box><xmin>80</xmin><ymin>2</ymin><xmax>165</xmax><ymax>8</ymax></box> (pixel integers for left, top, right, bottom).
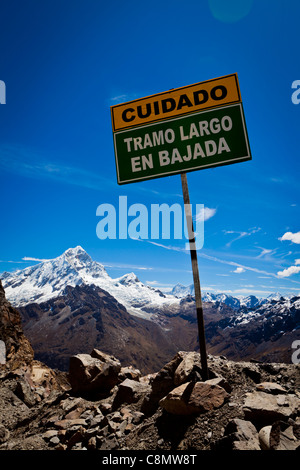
<box><xmin>113</xmin><ymin>103</ymin><xmax>251</xmax><ymax>185</ymax></box>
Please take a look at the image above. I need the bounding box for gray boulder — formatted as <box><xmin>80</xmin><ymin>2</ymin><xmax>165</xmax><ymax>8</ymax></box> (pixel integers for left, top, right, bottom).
<box><xmin>69</xmin><ymin>350</ymin><xmax>121</xmax><ymax>395</ymax></box>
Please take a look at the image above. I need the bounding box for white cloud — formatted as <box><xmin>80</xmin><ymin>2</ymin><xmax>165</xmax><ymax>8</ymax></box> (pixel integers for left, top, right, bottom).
<box><xmin>195</xmin><ymin>207</ymin><xmax>217</xmax><ymax>222</ymax></box>
<box><xmin>233</xmin><ymin>267</ymin><xmax>245</xmax><ymax>274</ymax></box>
<box><xmin>22</xmin><ymin>257</ymin><xmax>50</xmax><ymax>262</ymax></box>
<box><xmin>277</xmin><ymin>259</ymin><xmax>300</xmax><ymax>278</ymax></box>
<box><xmin>279</xmin><ymin>231</ymin><xmax>300</xmax><ymax>244</ymax></box>
<box><xmin>277</xmin><ymin>265</ymin><xmax>300</xmax><ymax>278</ymax></box>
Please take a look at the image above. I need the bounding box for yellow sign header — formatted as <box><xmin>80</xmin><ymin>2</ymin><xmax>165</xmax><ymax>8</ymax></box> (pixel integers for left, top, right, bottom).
<box><xmin>111</xmin><ymin>73</ymin><xmax>241</xmax><ymax>132</ymax></box>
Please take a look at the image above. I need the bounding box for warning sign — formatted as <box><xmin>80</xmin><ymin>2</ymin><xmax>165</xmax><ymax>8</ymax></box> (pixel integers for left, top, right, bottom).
<box><xmin>111</xmin><ymin>74</ymin><xmax>241</xmax><ymax>132</ymax></box>
<box><xmin>111</xmin><ymin>73</ymin><xmax>251</xmax><ymax>185</ymax></box>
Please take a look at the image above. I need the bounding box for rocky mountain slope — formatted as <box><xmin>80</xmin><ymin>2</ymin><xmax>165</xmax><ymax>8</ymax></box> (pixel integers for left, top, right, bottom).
<box><xmin>17</xmin><ymin>283</ymin><xmax>197</xmax><ymax>373</ymax></box>
<box><xmin>17</xmin><ymin>283</ymin><xmax>238</xmax><ymax>373</ymax></box>
<box><xmin>0</xmin><ymin>281</ymin><xmax>299</xmax><ymax>451</ymax></box>
<box><xmin>0</xmin><ymin>280</ymin><xmax>34</xmax><ymax>370</ymax></box>
<box><xmin>4</xmin><ymin>292</ymin><xmax>299</xmax><ymax>374</ymax></box>
<box><xmin>207</xmin><ymin>295</ymin><xmax>300</xmax><ymax>363</ymax></box>
<box><xmin>18</xmin><ymin>286</ymin><xmax>300</xmax><ymax>373</ymax></box>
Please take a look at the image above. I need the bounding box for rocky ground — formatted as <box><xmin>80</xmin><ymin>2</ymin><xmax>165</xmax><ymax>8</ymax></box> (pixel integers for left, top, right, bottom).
<box><xmin>0</xmin><ymin>279</ymin><xmax>299</xmax><ymax>452</ymax></box>
<box><xmin>0</xmin><ymin>350</ymin><xmax>299</xmax><ymax>451</ymax></box>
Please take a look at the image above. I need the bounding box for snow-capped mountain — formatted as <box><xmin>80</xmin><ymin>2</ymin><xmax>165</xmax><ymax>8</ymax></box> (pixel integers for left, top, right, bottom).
<box><xmin>207</xmin><ymin>294</ymin><xmax>300</xmax><ymax>363</ymax></box>
<box><xmin>171</xmin><ymin>283</ymin><xmax>195</xmax><ymax>298</ymax></box>
<box><xmin>171</xmin><ymin>284</ymin><xmax>259</xmax><ymax>310</ymax></box>
<box><xmin>239</xmin><ymin>295</ymin><xmax>264</xmax><ymax>309</ymax></box>
<box><xmin>2</xmin><ymin>246</ymin><xmax>297</xmax><ymax>324</ymax></box>
<box><xmin>214</xmin><ymin>293</ymin><xmax>300</xmax><ymax>337</ymax></box>
<box><xmin>1</xmin><ymin>246</ymin><xmax>180</xmax><ymax>320</ymax></box>
<box><xmin>170</xmin><ymin>283</ymin><xmax>295</xmax><ymax>310</ymax></box>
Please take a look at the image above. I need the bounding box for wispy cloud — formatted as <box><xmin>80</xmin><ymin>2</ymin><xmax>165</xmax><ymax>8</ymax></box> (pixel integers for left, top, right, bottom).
<box><xmin>102</xmin><ymin>262</ymin><xmax>153</xmax><ymax>271</ymax></box>
<box><xmin>145</xmin><ymin>280</ymin><xmax>173</xmax><ymax>288</ymax></box>
<box><xmin>22</xmin><ymin>257</ymin><xmax>51</xmax><ymax>262</ymax></box>
<box><xmin>136</xmin><ymin>238</ymin><xmax>278</xmax><ymax>277</ymax></box>
<box><xmin>224</xmin><ymin>227</ymin><xmax>261</xmax><ymax>247</ymax></box>
<box><xmin>109</xmin><ymin>94</ymin><xmax>129</xmax><ymax>103</ymax></box>
<box><xmin>228</xmin><ymin>288</ymin><xmax>275</xmax><ymax>296</ymax></box>
<box><xmin>198</xmin><ymin>251</ymin><xmax>292</xmax><ymax>280</ymax></box>
<box><xmin>133</xmin><ymin>236</ymin><xmax>300</xmax><ymax>285</ymax></box>
<box><xmin>0</xmin><ymin>260</ymin><xmax>28</xmax><ymax>264</ymax></box>
<box><xmin>108</xmin><ymin>92</ymin><xmax>139</xmax><ymax>104</ymax></box>
<box><xmin>255</xmin><ymin>246</ymin><xmax>277</xmax><ymax>259</ymax></box>
<box><xmin>135</xmin><ymin>238</ymin><xmax>185</xmax><ymax>252</ymax></box>
<box><xmin>0</xmin><ymin>144</ymin><xmax>112</xmax><ymax>190</ymax></box>
<box><xmin>137</xmin><ymin>185</ymin><xmax>183</xmax><ymax>199</ymax></box>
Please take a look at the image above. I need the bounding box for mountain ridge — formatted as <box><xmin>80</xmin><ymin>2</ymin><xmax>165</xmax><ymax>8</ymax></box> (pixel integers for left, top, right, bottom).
<box><xmin>170</xmin><ymin>283</ymin><xmax>294</xmax><ymax>310</ymax></box>
<box><xmin>1</xmin><ymin>246</ymin><xmax>294</xmax><ymax>316</ymax></box>
<box><xmin>1</xmin><ymin>246</ymin><xmax>179</xmax><ymax>321</ymax></box>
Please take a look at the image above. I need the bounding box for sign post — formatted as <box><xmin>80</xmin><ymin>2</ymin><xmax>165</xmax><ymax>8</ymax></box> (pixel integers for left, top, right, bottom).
<box><xmin>181</xmin><ymin>171</ymin><xmax>208</xmax><ymax>379</ymax></box>
<box><xmin>110</xmin><ymin>73</ymin><xmax>251</xmax><ymax>380</ymax></box>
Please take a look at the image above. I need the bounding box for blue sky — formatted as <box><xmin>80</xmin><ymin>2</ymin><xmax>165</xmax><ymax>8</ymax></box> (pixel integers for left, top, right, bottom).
<box><xmin>0</xmin><ymin>0</ymin><xmax>300</xmax><ymax>298</ymax></box>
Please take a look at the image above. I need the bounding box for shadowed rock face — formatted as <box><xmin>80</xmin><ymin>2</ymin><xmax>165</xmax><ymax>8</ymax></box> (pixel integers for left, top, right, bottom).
<box><xmin>0</xmin><ymin>280</ymin><xmax>34</xmax><ymax>370</ymax></box>
<box><xmin>17</xmin><ymin>284</ymin><xmax>202</xmax><ymax>374</ymax></box>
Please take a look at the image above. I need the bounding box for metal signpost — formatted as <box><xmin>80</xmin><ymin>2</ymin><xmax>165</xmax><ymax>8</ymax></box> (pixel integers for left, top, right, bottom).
<box><xmin>111</xmin><ymin>73</ymin><xmax>251</xmax><ymax>380</ymax></box>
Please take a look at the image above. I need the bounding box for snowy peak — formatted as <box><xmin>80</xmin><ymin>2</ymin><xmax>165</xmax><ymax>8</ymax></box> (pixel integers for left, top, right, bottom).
<box><xmin>171</xmin><ymin>285</ymin><xmax>243</xmax><ymax>309</ymax></box>
<box><xmin>63</xmin><ymin>246</ymin><xmax>92</xmax><ymax>264</ymax></box>
<box><xmin>265</xmin><ymin>292</ymin><xmax>285</xmax><ymax>302</ymax></box>
<box><xmin>171</xmin><ymin>283</ymin><xmax>194</xmax><ymax>297</ymax></box>
<box><xmin>62</xmin><ymin>246</ymin><xmax>107</xmax><ymax>276</ymax></box>
<box><xmin>1</xmin><ymin>247</ymin><xmax>179</xmax><ymax>319</ymax></box>
<box><xmin>1</xmin><ymin>249</ymin><xmax>87</xmax><ymax>307</ymax></box>
<box><xmin>239</xmin><ymin>295</ymin><xmax>262</xmax><ymax>309</ymax></box>
<box><xmin>117</xmin><ymin>273</ymin><xmax>140</xmax><ymax>286</ymax></box>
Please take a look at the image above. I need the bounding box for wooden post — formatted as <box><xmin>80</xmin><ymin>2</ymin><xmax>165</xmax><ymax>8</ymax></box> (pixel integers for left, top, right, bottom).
<box><xmin>181</xmin><ymin>172</ymin><xmax>209</xmax><ymax>380</ymax></box>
